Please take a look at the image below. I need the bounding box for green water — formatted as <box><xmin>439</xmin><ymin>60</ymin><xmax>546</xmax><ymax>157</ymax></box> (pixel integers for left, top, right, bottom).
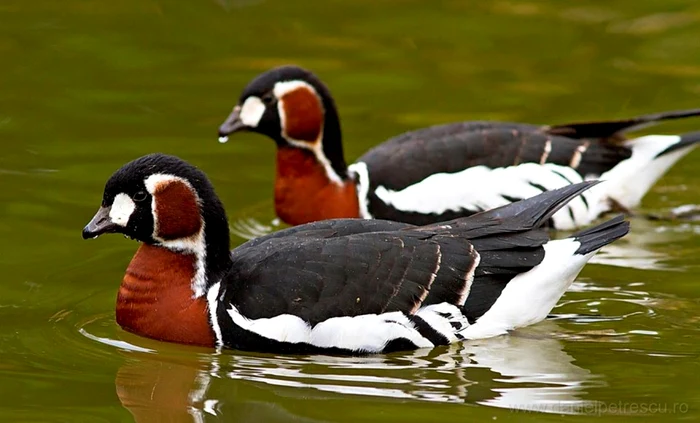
<box><xmin>1</xmin><ymin>0</ymin><xmax>700</xmax><ymax>421</ymax></box>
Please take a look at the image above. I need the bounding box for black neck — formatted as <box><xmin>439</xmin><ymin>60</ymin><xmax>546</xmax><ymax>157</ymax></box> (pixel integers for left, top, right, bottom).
<box><xmin>318</xmin><ymin>93</ymin><xmax>350</xmax><ymax>180</ymax></box>
<box><xmin>201</xmin><ymin>197</ymin><xmax>233</xmax><ymax>288</ymax></box>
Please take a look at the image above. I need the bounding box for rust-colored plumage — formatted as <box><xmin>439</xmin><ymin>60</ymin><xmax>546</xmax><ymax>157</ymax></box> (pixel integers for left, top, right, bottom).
<box><xmin>274</xmin><ymin>147</ymin><xmax>360</xmax><ymax>225</ymax></box>
<box><xmin>280</xmin><ymin>86</ymin><xmax>324</xmax><ymax>143</ymax></box>
<box><xmin>117</xmin><ymin>244</ymin><xmax>214</xmax><ymax>346</ymax></box>
<box><xmin>152</xmin><ymin>180</ymin><xmax>202</xmax><ymax>240</ymax></box>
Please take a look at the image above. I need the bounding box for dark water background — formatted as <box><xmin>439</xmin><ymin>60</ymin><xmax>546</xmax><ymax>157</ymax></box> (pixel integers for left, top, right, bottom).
<box><xmin>1</xmin><ymin>1</ymin><xmax>699</xmax><ymax>421</ymax></box>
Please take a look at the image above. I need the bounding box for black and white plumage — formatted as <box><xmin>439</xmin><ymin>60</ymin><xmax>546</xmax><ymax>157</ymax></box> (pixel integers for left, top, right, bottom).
<box><xmin>356</xmin><ymin>117</ymin><xmax>700</xmax><ymax>229</ymax></box>
<box><xmin>84</xmin><ymin>154</ymin><xmax>629</xmax><ymax>355</ymax></box>
<box><xmin>212</xmin><ymin>182</ymin><xmax>628</xmax><ymax>354</ymax></box>
<box><xmin>217</xmin><ymin>65</ymin><xmax>700</xmax><ymax>229</ymax></box>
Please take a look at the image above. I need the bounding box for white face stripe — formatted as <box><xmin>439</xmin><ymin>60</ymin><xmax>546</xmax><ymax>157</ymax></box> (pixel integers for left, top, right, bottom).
<box><xmin>272</xmin><ymin>80</ymin><xmax>345</xmax><ymax>186</ymax></box>
<box><xmin>143</xmin><ymin>172</ymin><xmax>202</xmax><ymax>238</ymax></box>
<box><xmin>109</xmin><ymin>193</ymin><xmax>136</xmax><ymax>227</ymax></box>
<box><xmin>273</xmin><ymin>79</ymin><xmax>316</xmax><ymax>98</ymax></box>
<box><xmin>144</xmin><ymin>173</ymin><xmax>195</xmax><ymax>196</ymax></box>
<box><xmin>274</xmin><ymin>80</ymin><xmax>324</xmax><ymax>146</ymax></box>
<box><xmin>238</xmin><ymin>97</ymin><xmax>266</xmax><ymax>128</ymax></box>
<box><xmin>143</xmin><ymin>172</ymin><xmax>208</xmax><ymax>299</ymax></box>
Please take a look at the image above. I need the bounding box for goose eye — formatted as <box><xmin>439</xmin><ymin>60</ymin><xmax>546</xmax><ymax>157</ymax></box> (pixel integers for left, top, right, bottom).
<box><xmin>261</xmin><ymin>93</ymin><xmax>275</xmax><ymax>105</ymax></box>
<box><xmin>133</xmin><ymin>191</ymin><xmax>148</xmax><ymax>202</ymax></box>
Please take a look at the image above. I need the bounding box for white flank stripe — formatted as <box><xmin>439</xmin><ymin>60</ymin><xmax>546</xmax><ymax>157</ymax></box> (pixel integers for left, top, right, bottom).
<box><xmin>373</xmin><ymin>163</ymin><xmax>597</xmax><ymax>230</ymax></box>
<box><xmin>274</xmin><ymin>80</ymin><xmax>344</xmax><ymax>186</ymax></box>
<box><xmin>109</xmin><ymin>193</ymin><xmax>136</xmax><ymax>226</ymax></box>
<box><xmin>226</xmin><ymin>307</ymin><xmax>434</xmax><ymax>353</ymax></box>
<box><xmin>373</xmin><ymin>163</ymin><xmax>578</xmax><ymax>215</ymax></box>
<box><xmin>460</xmin><ymin>238</ymin><xmax>593</xmax><ymax>340</ymax></box>
<box><xmin>144</xmin><ymin>173</ymin><xmax>208</xmax><ymax>298</ymax></box>
<box><xmin>348</xmin><ymin>161</ymin><xmax>373</xmax><ymax>219</ymax></box>
<box><xmin>415</xmin><ymin>303</ymin><xmax>469</xmax><ymax>343</ymax></box>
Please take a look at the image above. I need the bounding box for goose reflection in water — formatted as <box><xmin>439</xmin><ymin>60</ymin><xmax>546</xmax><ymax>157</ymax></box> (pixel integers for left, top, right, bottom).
<box><xmin>111</xmin><ymin>320</ymin><xmax>597</xmax><ymax>421</ymax></box>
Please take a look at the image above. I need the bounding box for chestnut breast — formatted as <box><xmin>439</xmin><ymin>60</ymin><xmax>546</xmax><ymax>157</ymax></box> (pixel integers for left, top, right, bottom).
<box><xmin>274</xmin><ymin>147</ymin><xmax>360</xmax><ymax>225</ymax></box>
<box><xmin>117</xmin><ymin>244</ymin><xmax>214</xmax><ymax>346</ymax></box>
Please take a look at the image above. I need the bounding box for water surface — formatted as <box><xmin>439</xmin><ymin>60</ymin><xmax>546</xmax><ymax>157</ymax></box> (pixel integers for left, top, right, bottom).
<box><xmin>1</xmin><ymin>0</ymin><xmax>700</xmax><ymax>421</ymax></box>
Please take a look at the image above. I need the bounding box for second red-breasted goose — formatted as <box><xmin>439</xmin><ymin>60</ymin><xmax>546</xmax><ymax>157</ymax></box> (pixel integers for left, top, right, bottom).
<box><xmin>217</xmin><ymin>65</ymin><xmax>700</xmax><ymax>230</ymax></box>
<box><xmin>82</xmin><ymin>153</ymin><xmax>628</xmax><ymax>354</ymax></box>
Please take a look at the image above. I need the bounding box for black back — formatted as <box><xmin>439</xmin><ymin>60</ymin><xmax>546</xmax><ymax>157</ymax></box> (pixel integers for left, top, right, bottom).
<box><xmin>217</xmin><ymin>183</ymin><xmax>599</xmax><ymax>339</ymax></box>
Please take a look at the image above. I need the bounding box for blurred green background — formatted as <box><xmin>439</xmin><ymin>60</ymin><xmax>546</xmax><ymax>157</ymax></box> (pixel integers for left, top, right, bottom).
<box><xmin>0</xmin><ymin>0</ymin><xmax>699</xmax><ymax>421</ymax></box>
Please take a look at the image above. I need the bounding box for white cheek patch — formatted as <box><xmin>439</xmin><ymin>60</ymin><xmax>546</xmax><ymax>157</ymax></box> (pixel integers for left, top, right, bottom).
<box><xmin>109</xmin><ymin>193</ymin><xmax>136</xmax><ymax>227</ymax></box>
<box><xmin>239</xmin><ymin>97</ymin><xmax>266</xmax><ymax>127</ymax></box>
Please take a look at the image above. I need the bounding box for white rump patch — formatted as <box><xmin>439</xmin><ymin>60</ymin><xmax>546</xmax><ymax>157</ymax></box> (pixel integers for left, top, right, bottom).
<box><xmin>460</xmin><ymin>238</ymin><xmax>592</xmax><ymax>340</ymax></box>
<box><xmin>109</xmin><ymin>193</ymin><xmax>135</xmax><ymax>226</ymax></box>
<box><xmin>348</xmin><ymin>161</ymin><xmax>373</xmax><ymax>219</ymax></box>
<box><xmin>372</xmin><ymin>163</ymin><xmax>597</xmax><ymax>230</ymax></box>
<box><xmin>226</xmin><ymin>306</ymin><xmax>434</xmax><ymax>353</ymax></box>
<box><xmin>238</xmin><ymin>98</ymin><xmax>266</xmax><ymax>128</ymax></box>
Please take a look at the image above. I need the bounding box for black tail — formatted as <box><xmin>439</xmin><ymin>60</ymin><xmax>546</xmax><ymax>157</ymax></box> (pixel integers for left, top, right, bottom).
<box><xmin>655</xmin><ymin>130</ymin><xmax>700</xmax><ymax>157</ymax></box>
<box><xmin>571</xmin><ymin>215</ymin><xmax>630</xmax><ymax>255</ymax></box>
<box><xmin>547</xmin><ymin>108</ymin><xmax>700</xmax><ymax>139</ymax></box>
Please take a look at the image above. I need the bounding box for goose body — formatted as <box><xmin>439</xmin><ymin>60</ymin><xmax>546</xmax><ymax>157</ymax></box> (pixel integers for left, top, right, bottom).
<box><xmin>218</xmin><ymin>65</ymin><xmax>700</xmax><ymax>229</ymax></box>
<box><xmin>83</xmin><ymin>154</ymin><xmax>629</xmax><ymax>354</ymax></box>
